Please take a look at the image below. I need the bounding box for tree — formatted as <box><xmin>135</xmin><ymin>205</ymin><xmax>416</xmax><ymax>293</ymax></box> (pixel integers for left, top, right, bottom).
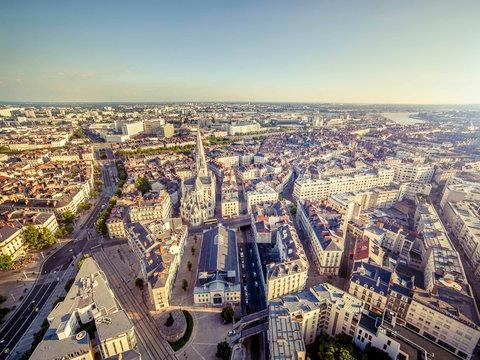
<box><xmin>289</xmin><ymin>204</ymin><xmax>297</xmax><ymax>215</ymax></box>
<box><xmin>338</xmin><ymin>348</ymin><xmax>356</xmax><ymax>360</ymax></box>
<box><xmin>221</xmin><ymin>305</ymin><xmax>235</xmax><ymax>324</ymax></box>
<box><xmin>187</xmin><ymin>261</ymin><xmax>192</xmax><ymax>271</ymax></box>
<box><xmin>62</xmin><ymin>210</ymin><xmax>75</xmax><ymax>224</ymax></box>
<box><xmin>55</xmin><ymin>226</ymin><xmax>73</xmax><ymax>238</ymax></box>
<box><xmin>77</xmin><ymin>253</ymin><xmax>92</xmax><ymax>269</ymax></box>
<box><xmin>0</xmin><ymin>254</ymin><xmax>13</xmax><ymax>271</ymax></box>
<box><xmin>23</xmin><ymin>225</ymin><xmax>41</xmax><ymax>249</ymax></box>
<box><xmin>216</xmin><ymin>341</ymin><xmax>231</xmax><ymax>360</ymax></box>
<box><xmin>135</xmin><ymin>278</ymin><xmax>144</xmax><ymax>290</ymax></box>
<box><xmin>191</xmin><ymin>246</ymin><xmax>196</xmax><ymax>255</ymax></box>
<box><xmin>41</xmin><ymin>228</ymin><xmax>56</xmax><ymax>247</ymax></box>
<box><xmin>23</xmin><ymin>226</ymin><xmax>56</xmax><ymax>251</ymax></box>
<box><xmin>95</xmin><ymin>210</ymin><xmax>109</xmax><ymax>235</ymax></box>
<box><xmin>135</xmin><ymin>177</ymin><xmax>152</xmax><ymax>195</ymax></box>
<box><xmin>181</xmin><ymin>279</ymin><xmax>188</xmax><ymax>291</ymax></box>
<box><xmin>61</xmin><ymin>210</ymin><xmax>75</xmax><ymax>224</ymax></box>
<box><xmin>78</xmin><ymin>201</ymin><xmax>92</xmax><ymax>211</ymax></box>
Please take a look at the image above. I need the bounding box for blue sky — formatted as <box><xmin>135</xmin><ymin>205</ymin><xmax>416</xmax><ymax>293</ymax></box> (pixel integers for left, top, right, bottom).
<box><xmin>0</xmin><ymin>0</ymin><xmax>479</xmax><ymax>103</ymax></box>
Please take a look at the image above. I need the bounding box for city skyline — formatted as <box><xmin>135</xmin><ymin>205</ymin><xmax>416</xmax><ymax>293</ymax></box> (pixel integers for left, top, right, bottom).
<box><xmin>1</xmin><ymin>0</ymin><xmax>480</xmax><ymax>104</ymax></box>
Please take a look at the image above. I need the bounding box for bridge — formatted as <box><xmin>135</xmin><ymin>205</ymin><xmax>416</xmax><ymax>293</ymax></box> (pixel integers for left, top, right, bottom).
<box><xmin>228</xmin><ymin>322</ymin><xmax>268</xmax><ymax>346</ymax></box>
<box><xmin>232</xmin><ymin>308</ymin><xmax>269</xmax><ymax>331</ymax></box>
<box><xmin>188</xmin><ymin>214</ymin><xmax>251</xmax><ymax>235</ymax></box>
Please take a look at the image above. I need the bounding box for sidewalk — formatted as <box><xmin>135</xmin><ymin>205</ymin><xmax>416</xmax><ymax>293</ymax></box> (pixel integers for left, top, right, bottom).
<box><xmin>170</xmin><ymin>234</ymin><xmax>203</xmax><ymax>307</ymax></box>
<box><xmin>0</xmin><ymin>256</ymin><xmax>41</xmax><ymax>317</ymax></box>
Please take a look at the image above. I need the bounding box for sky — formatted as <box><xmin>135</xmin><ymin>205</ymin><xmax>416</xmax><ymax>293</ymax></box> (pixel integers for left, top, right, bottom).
<box><xmin>0</xmin><ymin>0</ymin><xmax>479</xmax><ymax>104</ymax></box>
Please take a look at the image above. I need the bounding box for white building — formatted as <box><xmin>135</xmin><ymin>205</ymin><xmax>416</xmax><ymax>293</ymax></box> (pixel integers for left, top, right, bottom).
<box><xmin>268</xmin><ymin>283</ymin><xmax>364</xmax><ymax>351</ymax></box>
<box><xmin>297</xmin><ymin>201</ymin><xmax>344</xmax><ymax>276</ymax></box>
<box><xmin>293</xmin><ymin>168</ymin><xmax>394</xmax><ymax>202</ymax></box>
<box><xmin>126</xmin><ymin>218</ymin><xmax>188</xmax><ymax>310</ymax></box>
<box><xmin>30</xmin><ymin>258</ymin><xmax>138</xmax><ymax>360</ymax></box>
<box><xmin>194</xmin><ymin>224</ymin><xmax>241</xmax><ymax>306</ymax></box>
<box><xmin>392</xmin><ymin>162</ymin><xmax>435</xmax><ymax>184</ymax></box>
<box><xmin>228</xmin><ymin>121</ymin><xmax>261</xmax><ymax>135</ymax></box>
<box><xmin>246</xmin><ymin>182</ymin><xmax>279</xmax><ymax>212</ymax></box>
<box><xmin>121</xmin><ymin>120</ymin><xmax>144</xmax><ymax>137</ymax></box>
<box><xmin>354</xmin><ymin>312</ymin><xmax>401</xmax><ymax>360</ymax></box>
<box><xmin>266</xmin><ymin>222</ymin><xmax>309</xmax><ymax>300</ymax></box>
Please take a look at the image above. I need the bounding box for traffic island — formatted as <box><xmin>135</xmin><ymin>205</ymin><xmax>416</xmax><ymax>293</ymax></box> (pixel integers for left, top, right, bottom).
<box><xmin>165</xmin><ymin>310</ymin><xmax>194</xmax><ymax>352</ymax></box>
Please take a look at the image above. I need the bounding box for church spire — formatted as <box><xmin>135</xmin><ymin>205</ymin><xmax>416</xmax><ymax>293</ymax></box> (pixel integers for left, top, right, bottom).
<box><xmin>195</xmin><ymin>122</ymin><xmax>208</xmax><ymax>177</ymax></box>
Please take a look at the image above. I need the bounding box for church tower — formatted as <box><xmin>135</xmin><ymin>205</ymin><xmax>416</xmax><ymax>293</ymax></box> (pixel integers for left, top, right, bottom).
<box><xmin>195</xmin><ymin>123</ymin><xmax>208</xmax><ymax>177</ymax></box>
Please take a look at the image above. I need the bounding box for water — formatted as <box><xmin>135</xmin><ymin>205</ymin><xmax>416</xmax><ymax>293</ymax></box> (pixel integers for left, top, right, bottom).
<box><xmin>381</xmin><ymin>112</ymin><xmax>425</xmax><ymax>125</ymax></box>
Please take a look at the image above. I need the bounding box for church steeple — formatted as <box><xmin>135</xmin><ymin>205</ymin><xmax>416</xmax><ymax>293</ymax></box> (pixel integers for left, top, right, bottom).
<box><xmin>195</xmin><ymin>123</ymin><xmax>208</xmax><ymax>177</ymax></box>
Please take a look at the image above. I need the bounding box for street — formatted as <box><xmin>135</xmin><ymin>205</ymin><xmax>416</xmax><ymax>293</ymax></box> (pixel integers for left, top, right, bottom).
<box><xmin>0</xmin><ymin>163</ymin><xmax>117</xmax><ymax>359</ymax></box>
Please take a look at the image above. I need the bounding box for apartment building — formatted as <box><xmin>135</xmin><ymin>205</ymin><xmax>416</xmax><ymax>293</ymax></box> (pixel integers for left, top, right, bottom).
<box><xmin>405</xmin><ymin>291</ymin><xmax>480</xmax><ymax>359</ymax></box>
<box><xmin>221</xmin><ymin>170</ymin><xmax>240</xmax><ymax>218</ymax></box>
<box><xmin>106</xmin><ymin>205</ymin><xmax>128</xmax><ymax>239</ymax></box>
<box><xmin>30</xmin><ymin>258</ymin><xmax>138</xmax><ymax>360</ymax></box>
<box><xmin>440</xmin><ymin>177</ymin><xmax>480</xmax><ymax>211</ymax></box>
<box><xmin>126</xmin><ymin>218</ymin><xmax>187</xmax><ymax>310</ymax></box>
<box><xmin>398</xmin><ymin>182</ymin><xmax>432</xmax><ymax>201</ymax></box>
<box><xmin>221</xmin><ymin>191</ymin><xmax>240</xmax><ymax>218</ymax></box>
<box><xmin>443</xmin><ymin>201</ymin><xmax>480</xmax><ymax>277</ymax></box>
<box><xmin>265</xmin><ymin>222</ymin><xmax>309</xmax><ymax>300</ymax></box>
<box><xmin>328</xmin><ymin>187</ymin><xmax>399</xmax><ymax>216</ymax></box>
<box><xmin>348</xmin><ymin>262</ymin><xmax>392</xmax><ymax>314</ymax></box>
<box><xmin>228</xmin><ymin>121</ymin><xmax>261</xmax><ymax>135</ymax></box>
<box><xmin>120</xmin><ymin>120</ymin><xmax>144</xmax><ymax>137</ymax></box>
<box><xmin>0</xmin><ymin>211</ymin><xmax>59</xmax><ymax>259</ymax></box>
<box><xmin>246</xmin><ymin>182</ymin><xmax>279</xmax><ymax>212</ymax></box>
<box><xmin>0</xmin><ymin>226</ymin><xmax>25</xmax><ymax>259</ymax></box>
<box><xmin>268</xmin><ymin>303</ymin><xmax>306</xmax><ymax>360</ymax></box>
<box><xmin>297</xmin><ymin>201</ymin><xmax>344</xmax><ymax>275</ymax></box>
<box><xmin>268</xmin><ymin>283</ymin><xmax>364</xmax><ymax>356</ymax></box>
<box><xmin>392</xmin><ymin>162</ymin><xmax>435</xmax><ymax>184</ymax></box>
<box><xmin>293</xmin><ymin>168</ymin><xmax>394</xmax><ymax>201</ymax></box>
<box><xmin>354</xmin><ymin>312</ymin><xmax>401</xmax><ymax>360</ymax></box>
<box><xmin>128</xmin><ymin>192</ymin><xmax>172</xmax><ymax>222</ymax></box>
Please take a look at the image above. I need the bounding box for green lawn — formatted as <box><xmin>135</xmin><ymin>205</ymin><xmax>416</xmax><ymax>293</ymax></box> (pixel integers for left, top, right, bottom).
<box><xmin>168</xmin><ymin>310</ymin><xmax>194</xmax><ymax>352</ymax></box>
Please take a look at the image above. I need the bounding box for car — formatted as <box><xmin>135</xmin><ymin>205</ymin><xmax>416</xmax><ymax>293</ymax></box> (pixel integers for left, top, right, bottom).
<box><xmin>254</xmin><ymin>281</ymin><xmax>258</xmax><ymax>287</ymax></box>
<box><xmin>228</xmin><ymin>330</ymin><xmax>236</xmax><ymax>336</ymax></box>
<box><xmin>253</xmin><ymin>272</ymin><xmax>256</xmax><ymax>277</ymax></box>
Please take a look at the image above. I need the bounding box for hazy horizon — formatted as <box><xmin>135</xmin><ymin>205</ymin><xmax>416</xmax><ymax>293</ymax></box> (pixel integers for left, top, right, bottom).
<box><xmin>1</xmin><ymin>0</ymin><xmax>479</xmax><ymax>104</ymax></box>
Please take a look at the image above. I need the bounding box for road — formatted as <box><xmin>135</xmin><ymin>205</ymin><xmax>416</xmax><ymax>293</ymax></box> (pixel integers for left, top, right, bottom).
<box><xmin>0</xmin><ymin>164</ymin><xmax>117</xmax><ymax>359</ymax></box>
<box><xmin>239</xmin><ymin>228</ymin><xmax>266</xmax><ymax>316</ymax></box>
